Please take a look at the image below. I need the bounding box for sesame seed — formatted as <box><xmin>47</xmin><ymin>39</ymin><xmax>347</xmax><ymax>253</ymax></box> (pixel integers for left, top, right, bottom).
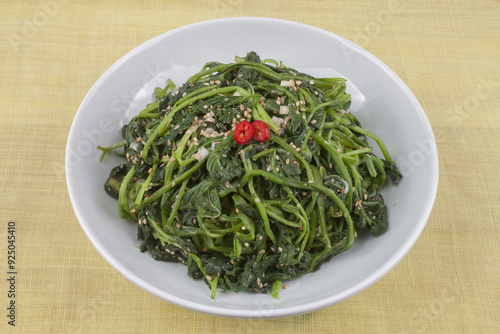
<box><xmin>258</xmin><ymin>249</ymin><xmax>265</xmax><ymax>255</ymax></box>
<box><xmin>255</xmin><ymin>197</ymin><xmax>260</xmax><ymax>203</ymax></box>
<box><xmin>283</xmin><ymin>284</ymin><xmax>289</xmax><ymax>289</ymax></box>
<box><xmin>244</xmin><ymin>243</ymin><xmax>250</xmax><ymax>247</ymax></box>
<box><xmin>285</xmin><ymin>158</ymin><xmax>290</xmax><ymax>165</ymax></box>
<box><xmin>206</xmin><ymin>275</ymin><xmax>212</xmax><ymax>281</ymax></box>
<box><xmin>278</xmin><ymin>247</ymin><xmax>283</xmax><ymax>253</ymax></box>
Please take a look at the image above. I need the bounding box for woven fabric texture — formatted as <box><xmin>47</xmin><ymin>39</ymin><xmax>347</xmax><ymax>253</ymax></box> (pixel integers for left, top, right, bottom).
<box><xmin>0</xmin><ymin>0</ymin><xmax>499</xmax><ymax>333</ymax></box>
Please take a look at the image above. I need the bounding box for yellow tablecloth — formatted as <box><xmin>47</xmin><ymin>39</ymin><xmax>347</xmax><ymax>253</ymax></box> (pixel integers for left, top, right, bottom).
<box><xmin>1</xmin><ymin>0</ymin><xmax>499</xmax><ymax>333</ymax></box>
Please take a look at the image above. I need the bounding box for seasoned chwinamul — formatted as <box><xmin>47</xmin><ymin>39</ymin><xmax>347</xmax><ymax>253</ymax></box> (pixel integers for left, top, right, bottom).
<box><xmin>98</xmin><ymin>52</ymin><xmax>402</xmax><ymax>299</ymax></box>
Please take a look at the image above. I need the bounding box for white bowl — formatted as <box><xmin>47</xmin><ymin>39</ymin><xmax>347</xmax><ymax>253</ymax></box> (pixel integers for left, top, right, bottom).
<box><xmin>66</xmin><ymin>17</ymin><xmax>438</xmax><ymax>318</ymax></box>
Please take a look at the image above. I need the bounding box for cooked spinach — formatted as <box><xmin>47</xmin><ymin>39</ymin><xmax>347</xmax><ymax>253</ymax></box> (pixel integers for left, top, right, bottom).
<box><xmin>98</xmin><ymin>52</ymin><xmax>401</xmax><ymax>299</ymax></box>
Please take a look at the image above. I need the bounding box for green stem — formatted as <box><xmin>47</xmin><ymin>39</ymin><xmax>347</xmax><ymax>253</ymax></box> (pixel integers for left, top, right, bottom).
<box><xmin>118</xmin><ymin>166</ymin><xmax>136</xmax><ymax>219</ymax></box>
<box><xmin>97</xmin><ymin>140</ymin><xmax>127</xmax><ymax>162</ymax></box>
<box><xmin>188</xmin><ymin>254</ymin><xmax>219</xmax><ymax>299</ymax></box>
<box><xmin>310</xmin><ymin>132</ymin><xmax>353</xmax><ymax>211</ymax></box>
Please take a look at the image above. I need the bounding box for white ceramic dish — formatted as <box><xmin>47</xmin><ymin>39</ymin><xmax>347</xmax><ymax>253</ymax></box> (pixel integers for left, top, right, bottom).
<box><xmin>66</xmin><ymin>17</ymin><xmax>438</xmax><ymax>318</ymax></box>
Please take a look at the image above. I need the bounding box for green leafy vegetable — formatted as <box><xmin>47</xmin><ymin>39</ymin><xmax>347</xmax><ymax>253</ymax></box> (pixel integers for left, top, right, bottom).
<box><xmin>98</xmin><ymin>52</ymin><xmax>402</xmax><ymax>299</ymax></box>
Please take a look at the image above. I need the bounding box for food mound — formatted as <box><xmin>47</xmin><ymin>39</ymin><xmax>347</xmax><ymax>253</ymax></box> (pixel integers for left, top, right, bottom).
<box><xmin>98</xmin><ymin>52</ymin><xmax>401</xmax><ymax>298</ymax></box>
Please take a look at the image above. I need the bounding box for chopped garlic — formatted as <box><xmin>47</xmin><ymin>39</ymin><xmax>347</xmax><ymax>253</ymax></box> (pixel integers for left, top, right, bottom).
<box><xmin>272</xmin><ymin>116</ymin><xmax>283</xmax><ymax>128</ymax></box>
<box><xmin>280</xmin><ymin>80</ymin><xmax>292</xmax><ymax>87</ymax></box>
<box><xmin>279</xmin><ymin>105</ymin><xmax>290</xmax><ymax>115</ymax></box>
<box><xmin>196</xmin><ymin>147</ymin><xmax>209</xmax><ymax>161</ymax></box>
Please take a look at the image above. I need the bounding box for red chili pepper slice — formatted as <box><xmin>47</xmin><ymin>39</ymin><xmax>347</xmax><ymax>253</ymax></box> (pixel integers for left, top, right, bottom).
<box><xmin>251</xmin><ymin>120</ymin><xmax>270</xmax><ymax>142</ymax></box>
<box><xmin>234</xmin><ymin>120</ymin><xmax>254</xmax><ymax>144</ymax></box>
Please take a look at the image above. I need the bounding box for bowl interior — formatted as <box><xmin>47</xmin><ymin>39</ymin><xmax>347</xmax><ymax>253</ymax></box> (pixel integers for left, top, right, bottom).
<box><xmin>66</xmin><ymin>17</ymin><xmax>438</xmax><ymax>318</ymax></box>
